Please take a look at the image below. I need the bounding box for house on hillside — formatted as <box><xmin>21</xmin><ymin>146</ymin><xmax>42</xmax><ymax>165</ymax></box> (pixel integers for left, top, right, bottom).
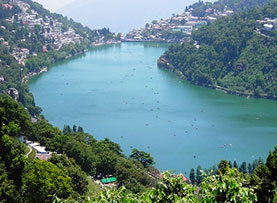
<box><xmin>29</xmin><ymin>142</ymin><xmax>48</xmax><ymax>154</ymax></box>
<box><xmin>100</xmin><ymin>177</ymin><xmax>118</xmax><ymax>188</ymax></box>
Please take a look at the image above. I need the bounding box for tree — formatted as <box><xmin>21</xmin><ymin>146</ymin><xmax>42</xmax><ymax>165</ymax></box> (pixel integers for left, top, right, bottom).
<box><xmin>228</xmin><ymin>161</ymin><xmax>233</xmax><ymax>168</ymax></box>
<box><xmin>49</xmin><ymin>154</ymin><xmax>88</xmax><ymax>196</ymax></box>
<box><xmin>95</xmin><ymin>150</ymin><xmax>117</xmax><ymax>175</ymax></box>
<box><xmin>129</xmin><ymin>148</ymin><xmax>155</xmax><ymax>168</ymax></box>
<box><xmin>189</xmin><ymin>168</ymin><xmax>196</xmax><ymax>184</ymax></box>
<box><xmin>234</xmin><ymin>160</ymin><xmax>238</xmax><ymax>168</ymax></box>
<box><xmin>0</xmin><ymin>135</ymin><xmax>25</xmax><ymax>203</ymax></box>
<box><xmin>100</xmin><ymin>138</ymin><xmax>123</xmax><ymax>155</ymax></box>
<box><xmin>63</xmin><ymin>125</ymin><xmax>72</xmax><ymax>134</ymax></box>
<box><xmin>201</xmin><ymin>168</ymin><xmax>257</xmax><ymax>202</ymax></box>
<box><xmin>196</xmin><ymin>165</ymin><xmax>202</xmax><ymax>184</ymax></box>
<box><xmin>0</xmin><ymin>135</ymin><xmax>26</xmax><ymax>190</ymax></box>
<box><xmin>0</xmin><ymin>95</ymin><xmax>32</xmax><ymax>138</ymax></box>
<box><xmin>77</xmin><ymin>126</ymin><xmax>84</xmax><ymax>133</ymax></box>
<box><xmin>0</xmin><ymin>166</ymin><xmax>22</xmax><ymax>203</ymax></box>
<box><xmin>115</xmin><ymin>157</ymin><xmax>147</xmax><ymax>193</ymax></box>
<box><xmin>217</xmin><ymin>160</ymin><xmax>229</xmax><ymax>175</ymax></box>
<box><xmin>72</xmin><ymin>125</ymin><xmax>77</xmax><ymax>132</ymax></box>
<box><xmin>266</xmin><ymin>146</ymin><xmax>277</xmax><ymax>182</ymax></box>
<box><xmin>240</xmin><ymin>162</ymin><xmax>247</xmax><ymax>174</ymax></box>
<box><xmin>248</xmin><ymin>162</ymin><xmax>253</xmax><ymax>174</ymax></box>
<box><xmin>23</xmin><ymin>159</ymin><xmax>73</xmax><ymax>203</ymax></box>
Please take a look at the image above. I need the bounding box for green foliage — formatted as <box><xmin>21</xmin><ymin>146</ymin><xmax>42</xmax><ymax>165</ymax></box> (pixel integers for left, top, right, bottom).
<box><xmin>144</xmin><ymin>171</ymin><xmax>198</xmax><ymax>202</ymax></box>
<box><xmin>217</xmin><ymin>160</ymin><xmax>230</xmax><ymax>175</ymax></box>
<box><xmin>56</xmin><ymin>168</ymin><xmax>261</xmax><ymax>202</ymax></box>
<box><xmin>251</xmin><ymin>146</ymin><xmax>277</xmax><ymax>202</ymax></box>
<box><xmin>0</xmin><ymin>135</ymin><xmax>26</xmax><ymax>203</ymax></box>
<box><xmin>49</xmin><ymin>154</ymin><xmax>89</xmax><ymax>196</ymax></box>
<box><xmin>201</xmin><ymin>168</ymin><xmax>257</xmax><ymax>202</ymax></box>
<box><xmin>31</xmin><ymin>122</ymin><xmax>156</xmax><ymax>193</ymax></box>
<box><xmin>0</xmin><ymin>166</ymin><xmax>22</xmax><ymax>203</ymax></box>
<box><xmin>86</xmin><ymin>177</ymin><xmax>102</xmax><ymax>198</ymax></box>
<box><xmin>114</xmin><ymin>157</ymin><xmax>153</xmax><ymax>193</ymax></box>
<box><xmin>159</xmin><ymin>1</ymin><xmax>277</xmax><ymax>98</ymax></box>
<box><xmin>0</xmin><ymin>97</ymin><xmax>95</xmax><ymax>201</ymax></box>
<box><xmin>189</xmin><ymin>168</ymin><xmax>196</xmax><ymax>184</ymax></box>
<box><xmin>23</xmin><ymin>159</ymin><xmax>73</xmax><ymax>203</ymax></box>
<box><xmin>0</xmin><ymin>95</ymin><xmax>32</xmax><ymax>138</ymax></box>
<box><xmin>129</xmin><ymin>148</ymin><xmax>155</xmax><ymax>168</ymax></box>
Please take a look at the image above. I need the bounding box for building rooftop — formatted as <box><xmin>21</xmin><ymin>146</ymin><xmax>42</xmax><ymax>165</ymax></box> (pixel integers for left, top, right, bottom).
<box><xmin>101</xmin><ymin>177</ymin><xmax>117</xmax><ymax>184</ymax></box>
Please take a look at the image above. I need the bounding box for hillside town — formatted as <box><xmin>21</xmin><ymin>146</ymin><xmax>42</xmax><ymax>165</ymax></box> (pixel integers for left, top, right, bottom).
<box><xmin>124</xmin><ymin>4</ymin><xmax>235</xmax><ymax>42</ymax></box>
<box><xmin>1</xmin><ymin>0</ymin><xmax>83</xmax><ymax>65</ymax></box>
<box><xmin>1</xmin><ymin>0</ymin><xmax>119</xmax><ymax>67</ymax></box>
<box><xmin>124</xmin><ymin>2</ymin><xmax>277</xmax><ymax>43</ymax></box>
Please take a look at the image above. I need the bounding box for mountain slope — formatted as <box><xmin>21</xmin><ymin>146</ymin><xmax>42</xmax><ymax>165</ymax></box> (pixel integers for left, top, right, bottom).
<box><xmin>159</xmin><ymin>0</ymin><xmax>277</xmax><ymax>99</ymax></box>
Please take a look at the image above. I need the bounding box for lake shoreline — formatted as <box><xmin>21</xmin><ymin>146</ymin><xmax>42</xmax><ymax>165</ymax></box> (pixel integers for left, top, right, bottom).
<box><xmin>28</xmin><ymin>42</ymin><xmax>277</xmax><ymax>174</ymax></box>
<box><xmin>158</xmin><ymin>57</ymin><xmax>277</xmax><ymax>101</ymax></box>
<box><xmin>23</xmin><ymin>41</ymin><xmax>121</xmax><ymax>84</ymax></box>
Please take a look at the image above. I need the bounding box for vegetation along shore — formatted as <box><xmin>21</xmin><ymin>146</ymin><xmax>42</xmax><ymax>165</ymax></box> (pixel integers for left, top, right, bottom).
<box><xmin>0</xmin><ymin>0</ymin><xmax>276</xmax><ymax>202</ymax></box>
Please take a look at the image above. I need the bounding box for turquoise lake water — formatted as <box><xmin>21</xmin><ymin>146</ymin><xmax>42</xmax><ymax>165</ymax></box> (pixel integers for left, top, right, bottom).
<box><xmin>28</xmin><ymin>42</ymin><xmax>277</xmax><ymax>174</ymax></box>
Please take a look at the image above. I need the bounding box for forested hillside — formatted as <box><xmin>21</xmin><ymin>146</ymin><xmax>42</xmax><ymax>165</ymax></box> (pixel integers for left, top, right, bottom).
<box><xmin>59</xmin><ymin>149</ymin><xmax>277</xmax><ymax>202</ymax></box>
<box><xmin>159</xmin><ymin>0</ymin><xmax>277</xmax><ymax>99</ymax></box>
<box><xmin>0</xmin><ymin>95</ymin><xmax>159</xmax><ymax>202</ymax></box>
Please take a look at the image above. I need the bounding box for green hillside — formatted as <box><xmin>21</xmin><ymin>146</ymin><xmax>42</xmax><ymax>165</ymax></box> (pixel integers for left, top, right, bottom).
<box><xmin>159</xmin><ymin>1</ymin><xmax>277</xmax><ymax>99</ymax></box>
<box><xmin>0</xmin><ymin>95</ymin><xmax>159</xmax><ymax>202</ymax></box>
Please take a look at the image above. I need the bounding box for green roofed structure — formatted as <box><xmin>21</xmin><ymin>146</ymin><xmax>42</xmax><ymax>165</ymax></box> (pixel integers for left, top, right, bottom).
<box><xmin>101</xmin><ymin>177</ymin><xmax>117</xmax><ymax>184</ymax></box>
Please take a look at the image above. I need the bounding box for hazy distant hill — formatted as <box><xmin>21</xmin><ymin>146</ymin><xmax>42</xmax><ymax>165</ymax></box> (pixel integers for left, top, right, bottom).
<box><xmin>58</xmin><ymin>0</ymin><xmax>209</xmax><ymax>33</ymax></box>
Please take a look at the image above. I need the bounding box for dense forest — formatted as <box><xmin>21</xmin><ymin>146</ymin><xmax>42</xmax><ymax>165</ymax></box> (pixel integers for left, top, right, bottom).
<box><xmin>0</xmin><ymin>95</ymin><xmax>159</xmax><ymax>202</ymax></box>
<box><xmin>65</xmin><ymin>152</ymin><xmax>277</xmax><ymax>202</ymax></box>
<box><xmin>159</xmin><ymin>0</ymin><xmax>277</xmax><ymax>99</ymax></box>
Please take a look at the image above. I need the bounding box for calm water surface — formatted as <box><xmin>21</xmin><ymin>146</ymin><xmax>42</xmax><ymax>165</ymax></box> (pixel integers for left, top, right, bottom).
<box><xmin>29</xmin><ymin>43</ymin><xmax>277</xmax><ymax>174</ymax></box>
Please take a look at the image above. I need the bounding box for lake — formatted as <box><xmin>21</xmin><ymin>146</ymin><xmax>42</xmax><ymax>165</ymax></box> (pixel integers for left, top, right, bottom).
<box><xmin>28</xmin><ymin>42</ymin><xmax>277</xmax><ymax>175</ymax></box>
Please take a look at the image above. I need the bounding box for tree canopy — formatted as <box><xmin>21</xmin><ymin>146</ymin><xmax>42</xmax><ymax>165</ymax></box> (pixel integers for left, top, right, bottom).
<box><xmin>159</xmin><ymin>1</ymin><xmax>277</xmax><ymax>99</ymax></box>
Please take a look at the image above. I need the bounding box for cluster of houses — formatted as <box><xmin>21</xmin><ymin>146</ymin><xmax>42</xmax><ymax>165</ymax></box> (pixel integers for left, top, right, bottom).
<box><xmin>1</xmin><ymin>0</ymin><xmax>84</xmax><ymax>66</ymax></box>
<box><xmin>257</xmin><ymin>18</ymin><xmax>277</xmax><ymax>35</ymax></box>
<box><xmin>11</xmin><ymin>47</ymin><xmax>29</xmax><ymax>66</ymax></box>
<box><xmin>124</xmin><ymin>5</ymin><xmax>234</xmax><ymax>42</ymax></box>
<box><xmin>1</xmin><ymin>0</ymin><xmax>120</xmax><ymax>68</ymax></box>
<box><xmin>16</xmin><ymin>0</ymin><xmax>83</xmax><ymax>49</ymax></box>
